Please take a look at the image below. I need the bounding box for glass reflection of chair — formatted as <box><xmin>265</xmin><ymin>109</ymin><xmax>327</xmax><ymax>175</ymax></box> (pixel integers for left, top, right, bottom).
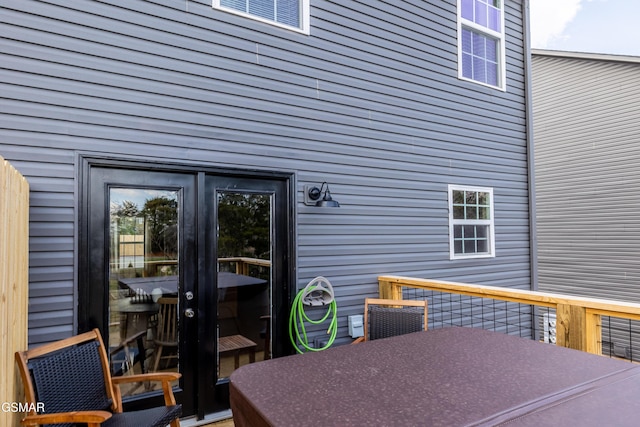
<box><xmin>109</xmin><ymin>289</ymin><xmax>129</xmax><ymax>335</ymax></box>
<box><xmin>110</xmin><ymin>330</ymin><xmax>151</xmax><ymax>395</ymax></box>
<box><xmin>353</xmin><ymin>298</ymin><xmax>428</xmax><ymax>343</ymax></box>
<box><xmin>152</xmin><ymin>297</ymin><xmax>178</xmax><ymax>372</ymax></box>
<box><xmin>110</xmin><ymin>330</ymin><xmax>148</xmax><ymax>377</ymax></box>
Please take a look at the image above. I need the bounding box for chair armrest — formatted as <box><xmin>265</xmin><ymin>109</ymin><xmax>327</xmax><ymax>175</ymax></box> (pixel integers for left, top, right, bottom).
<box><xmin>21</xmin><ymin>410</ymin><xmax>112</xmax><ymax>426</ymax></box>
<box><xmin>112</xmin><ymin>372</ymin><xmax>181</xmax><ymax>407</ymax></box>
<box><xmin>111</xmin><ymin>372</ymin><xmax>181</xmax><ymax>384</ymax></box>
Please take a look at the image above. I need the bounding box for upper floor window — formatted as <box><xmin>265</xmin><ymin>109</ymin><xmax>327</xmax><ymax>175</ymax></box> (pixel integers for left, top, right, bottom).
<box><xmin>213</xmin><ymin>0</ymin><xmax>310</xmax><ymax>34</ymax></box>
<box><xmin>458</xmin><ymin>0</ymin><xmax>505</xmax><ymax>90</ymax></box>
<box><xmin>448</xmin><ymin>185</ymin><xmax>495</xmax><ymax>259</ymax></box>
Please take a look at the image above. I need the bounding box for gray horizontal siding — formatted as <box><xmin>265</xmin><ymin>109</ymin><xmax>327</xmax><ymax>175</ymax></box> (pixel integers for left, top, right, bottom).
<box><xmin>533</xmin><ymin>52</ymin><xmax>640</xmax><ymax>305</ymax></box>
<box><xmin>1</xmin><ymin>0</ymin><xmax>530</xmax><ymax>345</ymax></box>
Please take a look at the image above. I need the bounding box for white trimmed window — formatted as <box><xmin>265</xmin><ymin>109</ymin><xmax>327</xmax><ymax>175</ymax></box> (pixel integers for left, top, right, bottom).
<box><xmin>213</xmin><ymin>0</ymin><xmax>310</xmax><ymax>34</ymax></box>
<box><xmin>457</xmin><ymin>0</ymin><xmax>506</xmax><ymax>90</ymax></box>
<box><xmin>448</xmin><ymin>185</ymin><xmax>495</xmax><ymax>259</ymax></box>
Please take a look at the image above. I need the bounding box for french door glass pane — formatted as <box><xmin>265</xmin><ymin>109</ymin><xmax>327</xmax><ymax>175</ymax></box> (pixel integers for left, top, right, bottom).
<box><xmin>108</xmin><ymin>188</ymin><xmax>179</xmax><ymax>396</ymax></box>
<box><xmin>217</xmin><ymin>192</ymin><xmax>272</xmax><ymax>379</ymax></box>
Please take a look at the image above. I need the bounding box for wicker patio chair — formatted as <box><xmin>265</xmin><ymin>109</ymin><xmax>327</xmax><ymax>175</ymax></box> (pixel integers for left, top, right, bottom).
<box><xmin>15</xmin><ymin>328</ymin><xmax>181</xmax><ymax>427</ymax></box>
<box><xmin>353</xmin><ymin>298</ymin><xmax>428</xmax><ymax>343</ymax></box>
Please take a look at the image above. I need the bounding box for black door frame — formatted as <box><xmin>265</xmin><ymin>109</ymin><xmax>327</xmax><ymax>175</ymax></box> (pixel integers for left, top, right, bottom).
<box><xmin>78</xmin><ymin>156</ymin><xmax>295</xmax><ymax>418</ymax></box>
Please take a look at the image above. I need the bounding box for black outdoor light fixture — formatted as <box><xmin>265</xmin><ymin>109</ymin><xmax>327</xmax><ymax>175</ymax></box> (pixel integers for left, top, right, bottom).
<box><xmin>307</xmin><ymin>182</ymin><xmax>340</xmax><ymax>207</ymax></box>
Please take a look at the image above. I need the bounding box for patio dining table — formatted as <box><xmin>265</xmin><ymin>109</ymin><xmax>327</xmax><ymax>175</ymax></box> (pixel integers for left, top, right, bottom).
<box><xmin>230</xmin><ymin>327</ymin><xmax>640</xmax><ymax>426</ymax></box>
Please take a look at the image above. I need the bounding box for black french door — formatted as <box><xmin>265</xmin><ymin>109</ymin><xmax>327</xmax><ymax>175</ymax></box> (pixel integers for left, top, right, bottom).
<box><xmin>201</xmin><ymin>175</ymin><xmax>291</xmax><ymax>413</ymax></box>
<box><xmin>80</xmin><ymin>161</ymin><xmax>293</xmax><ymax>419</ymax></box>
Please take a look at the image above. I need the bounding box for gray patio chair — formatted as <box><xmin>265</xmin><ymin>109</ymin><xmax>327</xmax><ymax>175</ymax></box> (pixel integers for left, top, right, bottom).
<box><xmin>15</xmin><ymin>328</ymin><xmax>181</xmax><ymax>427</ymax></box>
<box><xmin>353</xmin><ymin>298</ymin><xmax>428</xmax><ymax>343</ymax></box>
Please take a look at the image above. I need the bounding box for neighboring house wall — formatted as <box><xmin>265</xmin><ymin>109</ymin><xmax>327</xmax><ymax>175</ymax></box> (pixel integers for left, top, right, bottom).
<box><xmin>533</xmin><ymin>49</ymin><xmax>640</xmax><ymax>302</ymax></box>
<box><xmin>1</xmin><ymin>0</ymin><xmax>532</xmax><ymax>346</ymax></box>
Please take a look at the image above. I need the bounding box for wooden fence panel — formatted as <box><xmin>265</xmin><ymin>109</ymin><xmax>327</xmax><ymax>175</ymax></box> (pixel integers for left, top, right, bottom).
<box><xmin>0</xmin><ymin>156</ymin><xmax>29</xmax><ymax>426</ymax></box>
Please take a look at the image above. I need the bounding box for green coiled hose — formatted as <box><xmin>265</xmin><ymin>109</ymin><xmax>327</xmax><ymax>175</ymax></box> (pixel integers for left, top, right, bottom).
<box><xmin>288</xmin><ymin>277</ymin><xmax>338</xmax><ymax>354</ymax></box>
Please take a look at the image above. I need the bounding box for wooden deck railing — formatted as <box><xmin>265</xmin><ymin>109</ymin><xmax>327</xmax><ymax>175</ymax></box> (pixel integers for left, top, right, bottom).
<box><xmin>218</xmin><ymin>257</ymin><xmax>271</xmax><ymax>275</ymax></box>
<box><xmin>114</xmin><ymin>257</ymin><xmax>271</xmax><ymax>277</ymax></box>
<box><xmin>378</xmin><ymin>275</ymin><xmax>640</xmax><ymax>355</ymax></box>
<box><xmin>1</xmin><ymin>156</ymin><xmax>29</xmax><ymax>426</ymax></box>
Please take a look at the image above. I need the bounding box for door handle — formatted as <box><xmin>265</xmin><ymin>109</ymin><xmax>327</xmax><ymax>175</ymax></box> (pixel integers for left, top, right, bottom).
<box><xmin>184</xmin><ymin>308</ymin><xmax>195</xmax><ymax>318</ymax></box>
<box><xmin>185</xmin><ymin>291</ymin><xmax>194</xmax><ymax>301</ymax></box>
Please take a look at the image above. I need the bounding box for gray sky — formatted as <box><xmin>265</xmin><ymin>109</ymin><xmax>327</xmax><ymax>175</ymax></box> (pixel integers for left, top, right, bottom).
<box><xmin>529</xmin><ymin>0</ymin><xmax>640</xmax><ymax>56</ymax></box>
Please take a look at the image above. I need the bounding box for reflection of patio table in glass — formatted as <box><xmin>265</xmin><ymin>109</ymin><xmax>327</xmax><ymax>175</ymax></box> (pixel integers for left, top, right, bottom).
<box><xmin>118</xmin><ymin>276</ymin><xmax>178</xmax><ymax>296</ymax></box>
<box><xmin>112</xmin><ymin>297</ymin><xmax>159</xmax><ymax>339</ymax></box>
<box><xmin>117</xmin><ymin>272</ymin><xmax>267</xmax><ymax>296</ymax></box>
